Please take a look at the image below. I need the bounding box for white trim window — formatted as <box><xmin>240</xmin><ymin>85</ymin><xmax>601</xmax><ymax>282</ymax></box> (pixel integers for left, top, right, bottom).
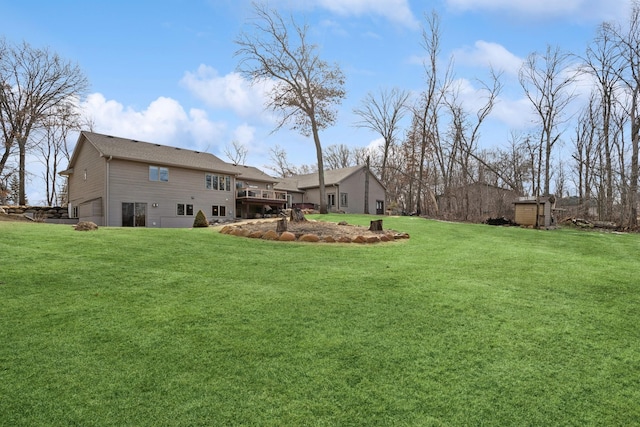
<box><xmin>205</xmin><ymin>173</ymin><xmax>231</xmax><ymax>191</ymax></box>
<box><xmin>340</xmin><ymin>192</ymin><xmax>348</xmax><ymax>207</ymax></box>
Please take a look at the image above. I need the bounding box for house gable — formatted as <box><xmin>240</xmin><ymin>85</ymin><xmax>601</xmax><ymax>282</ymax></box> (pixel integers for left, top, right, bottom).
<box><xmin>274</xmin><ymin>165</ymin><xmax>386</xmax><ymax>214</ymax></box>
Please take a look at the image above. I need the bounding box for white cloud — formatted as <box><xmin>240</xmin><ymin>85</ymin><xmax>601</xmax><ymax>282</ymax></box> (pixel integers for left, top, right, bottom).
<box><xmin>232</xmin><ymin>123</ymin><xmax>256</xmax><ymax>146</ymax></box>
<box><xmin>180</xmin><ymin>65</ymin><xmax>273</xmax><ymax>119</ymax></box>
<box><xmin>445</xmin><ymin>0</ymin><xmax>628</xmax><ymax>21</ymax></box>
<box><xmin>80</xmin><ymin>93</ymin><xmax>227</xmax><ymax>152</ymax></box>
<box><xmin>316</xmin><ymin>0</ymin><xmax>419</xmax><ymax>28</ymax></box>
<box><xmin>367</xmin><ymin>137</ymin><xmax>385</xmax><ymax>152</ymax></box>
<box><xmin>453</xmin><ymin>41</ymin><xmax>523</xmax><ymax>75</ymax></box>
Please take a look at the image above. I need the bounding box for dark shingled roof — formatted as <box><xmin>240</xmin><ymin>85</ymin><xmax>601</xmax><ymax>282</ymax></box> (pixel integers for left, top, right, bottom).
<box><xmin>227</xmin><ymin>163</ymin><xmax>279</xmax><ymax>183</ymax></box>
<box><xmin>71</xmin><ymin>131</ymin><xmax>238</xmax><ymax>174</ymax></box>
<box><xmin>275</xmin><ymin>165</ymin><xmax>364</xmax><ymax>190</ymax></box>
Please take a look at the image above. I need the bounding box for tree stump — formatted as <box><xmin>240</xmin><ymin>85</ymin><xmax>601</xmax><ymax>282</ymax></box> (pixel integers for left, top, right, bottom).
<box><xmin>276</xmin><ymin>217</ymin><xmax>288</xmax><ymax>232</ymax></box>
<box><xmin>369</xmin><ymin>219</ymin><xmax>383</xmax><ymax>232</ymax></box>
<box><xmin>290</xmin><ymin>207</ymin><xmax>307</xmax><ymax>222</ymax></box>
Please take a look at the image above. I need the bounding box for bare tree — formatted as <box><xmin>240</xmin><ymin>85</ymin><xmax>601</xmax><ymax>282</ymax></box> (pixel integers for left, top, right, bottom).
<box><xmin>0</xmin><ymin>38</ymin><xmax>88</xmax><ymax>205</ymax></box>
<box><xmin>266</xmin><ymin>145</ymin><xmax>296</xmax><ymax>178</ymax></box>
<box><xmin>224</xmin><ymin>140</ymin><xmax>248</xmax><ymax>165</ymax></box>
<box><xmin>323</xmin><ymin>144</ymin><xmax>354</xmax><ymax>169</ymax></box>
<box><xmin>353</xmin><ymin>87</ymin><xmax>410</xmax><ymax>183</ymax></box>
<box><xmin>235</xmin><ymin>3</ymin><xmax>346</xmax><ymax>214</ymax></box>
<box><xmin>608</xmin><ymin>1</ymin><xmax>640</xmax><ymax>227</ymax></box>
<box><xmin>35</xmin><ymin>105</ymin><xmax>80</xmax><ymax>205</ymax></box>
<box><xmin>519</xmin><ymin>44</ymin><xmax>578</xmax><ymax>199</ymax></box>
<box><xmin>414</xmin><ymin>10</ymin><xmax>452</xmax><ymax>216</ymax></box>
<box><xmin>582</xmin><ymin>22</ymin><xmax>625</xmax><ymax>220</ymax></box>
<box><xmin>571</xmin><ymin>95</ymin><xmax>599</xmax><ymax>218</ymax></box>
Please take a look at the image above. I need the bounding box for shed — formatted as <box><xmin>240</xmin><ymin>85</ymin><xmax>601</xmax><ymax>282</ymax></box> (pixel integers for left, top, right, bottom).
<box><xmin>514</xmin><ymin>196</ymin><xmax>556</xmax><ymax>228</ymax></box>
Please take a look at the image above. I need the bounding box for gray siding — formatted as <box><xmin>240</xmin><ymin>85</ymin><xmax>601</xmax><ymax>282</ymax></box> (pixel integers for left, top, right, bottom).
<box><xmin>335</xmin><ymin>169</ymin><xmax>384</xmax><ymax>214</ymax></box>
<box><xmin>301</xmin><ymin>169</ymin><xmax>385</xmax><ymax>214</ymax></box>
<box><xmin>68</xmin><ymin>143</ymin><xmax>107</xmax><ymax>225</ymax></box>
<box><xmin>107</xmin><ymin>159</ymin><xmax>235</xmax><ymax>227</ymax></box>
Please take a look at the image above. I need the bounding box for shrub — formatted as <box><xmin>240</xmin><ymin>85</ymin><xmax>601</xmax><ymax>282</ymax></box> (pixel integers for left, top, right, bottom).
<box><xmin>193</xmin><ymin>210</ymin><xmax>209</xmax><ymax>228</ymax></box>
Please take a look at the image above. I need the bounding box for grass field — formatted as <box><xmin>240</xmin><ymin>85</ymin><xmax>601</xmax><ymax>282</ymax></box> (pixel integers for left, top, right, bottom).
<box><xmin>1</xmin><ymin>215</ymin><xmax>639</xmax><ymax>426</ymax></box>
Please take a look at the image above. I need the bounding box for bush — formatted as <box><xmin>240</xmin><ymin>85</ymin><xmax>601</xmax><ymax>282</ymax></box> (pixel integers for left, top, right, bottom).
<box><xmin>193</xmin><ymin>210</ymin><xmax>209</xmax><ymax>228</ymax></box>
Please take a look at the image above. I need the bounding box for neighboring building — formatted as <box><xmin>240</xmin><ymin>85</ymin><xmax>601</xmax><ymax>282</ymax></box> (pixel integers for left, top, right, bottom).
<box><xmin>276</xmin><ymin>165</ymin><xmax>387</xmax><ymax>215</ymax></box>
<box><xmin>514</xmin><ymin>196</ymin><xmax>556</xmax><ymax>228</ymax></box>
<box><xmin>437</xmin><ymin>183</ymin><xmax>518</xmax><ymax>222</ymax></box>
<box><xmin>61</xmin><ymin>132</ymin><xmax>385</xmax><ymax>227</ymax></box>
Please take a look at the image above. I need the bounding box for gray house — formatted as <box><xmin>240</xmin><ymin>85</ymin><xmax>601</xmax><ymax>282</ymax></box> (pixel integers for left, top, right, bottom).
<box><xmin>62</xmin><ymin>132</ymin><xmax>385</xmax><ymax>227</ymax></box>
<box><xmin>61</xmin><ymin>131</ymin><xmax>285</xmax><ymax>227</ymax></box>
<box><xmin>276</xmin><ymin>165</ymin><xmax>387</xmax><ymax>215</ymax></box>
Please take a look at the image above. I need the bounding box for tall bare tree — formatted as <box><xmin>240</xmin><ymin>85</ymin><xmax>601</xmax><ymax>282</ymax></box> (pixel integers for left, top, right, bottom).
<box><xmin>414</xmin><ymin>10</ymin><xmax>452</xmax><ymax>216</ymax></box>
<box><xmin>519</xmin><ymin>44</ymin><xmax>578</xmax><ymax>199</ymax></box>
<box><xmin>0</xmin><ymin>38</ymin><xmax>88</xmax><ymax>205</ymax></box>
<box><xmin>582</xmin><ymin>22</ymin><xmax>625</xmax><ymax>220</ymax></box>
<box><xmin>608</xmin><ymin>1</ymin><xmax>640</xmax><ymax>227</ymax></box>
<box><xmin>36</xmin><ymin>104</ymin><xmax>80</xmax><ymax>205</ymax></box>
<box><xmin>235</xmin><ymin>3</ymin><xmax>346</xmax><ymax>214</ymax></box>
<box><xmin>353</xmin><ymin>87</ymin><xmax>410</xmax><ymax>184</ymax></box>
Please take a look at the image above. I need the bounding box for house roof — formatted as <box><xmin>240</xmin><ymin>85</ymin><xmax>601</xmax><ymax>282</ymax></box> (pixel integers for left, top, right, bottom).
<box><xmin>227</xmin><ymin>163</ymin><xmax>279</xmax><ymax>184</ymax></box>
<box><xmin>275</xmin><ymin>165</ymin><xmax>380</xmax><ymax>191</ymax></box>
<box><xmin>64</xmin><ymin>131</ymin><xmax>239</xmax><ymax>175</ymax></box>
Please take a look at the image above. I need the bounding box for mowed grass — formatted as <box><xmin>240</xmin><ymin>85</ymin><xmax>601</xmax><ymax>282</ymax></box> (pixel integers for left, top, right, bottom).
<box><xmin>1</xmin><ymin>215</ymin><xmax>639</xmax><ymax>426</ymax></box>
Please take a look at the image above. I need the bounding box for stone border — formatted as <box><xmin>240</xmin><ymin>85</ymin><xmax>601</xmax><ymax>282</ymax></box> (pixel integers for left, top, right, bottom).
<box><xmin>218</xmin><ymin>223</ymin><xmax>409</xmax><ymax>244</ymax></box>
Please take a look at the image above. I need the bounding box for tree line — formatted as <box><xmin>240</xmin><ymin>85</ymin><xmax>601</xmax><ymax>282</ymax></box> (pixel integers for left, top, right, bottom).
<box><xmin>0</xmin><ymin>38</ymin><xmax>88</xmax><ymax>206</ymax></box>
<box><xmin>242</xmin><ymin>2</ymin><xmax>640</xmax><ymax>227</ymax></box>
<box><xmin>4</xmin><ymin>2</ymin><xmax>640</xmax><ymax>228</ymax></box>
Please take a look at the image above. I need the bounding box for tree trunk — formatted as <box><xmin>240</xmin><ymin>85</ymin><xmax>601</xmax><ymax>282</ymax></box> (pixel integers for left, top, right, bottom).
<box><xmin>276</xmin><ymin>218</ymin><xmax>288</xmax><ymax>232</ymax></box>
<box><xmin>19</xmin><ymin>141</ymin><xmax>26</xmax><ymax>205</ymax></box>
<box><xmin>312</xmin><ymin>126</ymin><xmax>328</xmax><ymax>214</ymax></box>
<box><xmin>290</xmin><ymin>207</ymin><xmax>307</xmax><ymax>222</ymax></box>
<box><xmin>369</xmin><ymin>219</ymin><xmax>383</xmax><ymax>231</ymax></box>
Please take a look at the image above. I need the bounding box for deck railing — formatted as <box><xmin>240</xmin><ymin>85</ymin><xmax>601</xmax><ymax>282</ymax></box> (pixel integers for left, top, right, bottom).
<box><xmin>236</xmin><ymin>188</ymin><xmax>287</xmax><ymax>201</ymax></box>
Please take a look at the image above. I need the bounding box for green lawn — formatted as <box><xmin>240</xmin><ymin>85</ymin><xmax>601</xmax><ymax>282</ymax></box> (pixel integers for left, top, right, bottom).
<box><xmin>1</xmin><ymin>215</ymin><xmax>639</xmax><ymax>426</ymax></box>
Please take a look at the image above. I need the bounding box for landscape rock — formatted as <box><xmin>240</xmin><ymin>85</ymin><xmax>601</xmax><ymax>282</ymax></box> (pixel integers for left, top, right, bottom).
<box><xmin>262</xmin><ymin>230</ymin><xmax>280</xmax><ymax>240</ymax></box>
<box><xmin>74</xmin><ymin>221</ymin><xmax>98</xmax><ymax>231</ymax></box>
<box><xmin>299</xmin><ymin>233</ymin><xmax>320</xmax><ymax>242</ymax></box>
<box><xmin>279</xmin><ymin>231</ymin><xmax>296</xmax><ymax>241</ymax></box>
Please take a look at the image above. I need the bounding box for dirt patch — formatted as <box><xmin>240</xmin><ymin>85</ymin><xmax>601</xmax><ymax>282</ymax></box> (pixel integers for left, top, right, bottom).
<box><xmin>218</xmin><ymin>218</ymin><xmax>409</xmax><ymax>243</ymax></box>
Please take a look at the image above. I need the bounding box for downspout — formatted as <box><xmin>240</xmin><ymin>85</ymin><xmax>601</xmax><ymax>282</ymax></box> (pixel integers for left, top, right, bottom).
<box><xmin>105</xmin><ymin>155</ymin><xmax>112</xmax><ymax>226</ymax></box>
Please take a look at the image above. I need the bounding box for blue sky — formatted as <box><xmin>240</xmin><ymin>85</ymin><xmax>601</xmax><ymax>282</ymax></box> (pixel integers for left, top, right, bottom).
<box><xmin>2</xmin><ymin>0</ymin><xmax>633</xmax><ymax>203</ymax></box>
